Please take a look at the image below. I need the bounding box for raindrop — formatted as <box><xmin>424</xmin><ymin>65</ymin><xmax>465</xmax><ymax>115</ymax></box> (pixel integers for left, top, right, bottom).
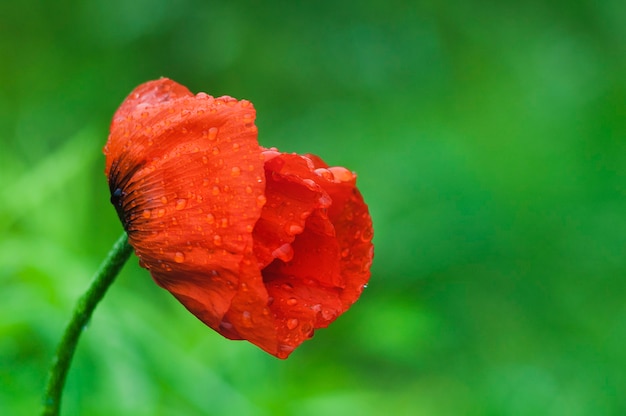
<box><xmin>272</xmin><ymin>243</ymin><xmax>294</xmax><ymax>262</ymax></box>
<box><xmin>142</xmin><ymin>210</ymin><xmax>151</xmax><ymax>219</ymax></box>
<box><xmin>213</xmin><ymin>234</ymin><xmax>222</xmax><ymax>246</ymax></box>
<box><xmin>175</xmin><ymin>199</ymin><xmax>187</xmax><ymax>210</ymax></box>
<box><xmin>286</xmin><ymin>298</ymin><xmax>298</xmax><ymax>306</ymax></box>
<box><xmin>174</xmin><ymin>252</ymin><xmax>185</xmax><ymax>263</ymax></box>
<box><xmin>220</xmin><ymin>218</ymin><xmax>229</xmax><ymax>228</ymax></box>
<box><xmin>212</xmin><ymin>186</ymin><xmax>220</xmax><ymax>196</ymax></box>
<box><xmin>245</xmin><ymin>185</ymin><xmax>253</xmax><ymax>194</ymax></box>
<box><xmin>161</xmin><ymin>196</ymin><xmax>168</xmax><ymax>204</ymax></box>
<box><xmin>242</xmin><ymin>311</ymin><xmax>253</xmax><ymax>327</ymax></box>
<box><xmin>328</xmin><ymin>166</ymin><xmax>354</xmax><ymax>182</ymax></box>
<box><xmin>361</xmin><ymin>228</ymin><xmax>373</xmax><ymax>242</ymax></box>
<box><xmin>285</xmin><ymin>223</ymin><xmax>304</xmax><ymax>235</ymax></box>
<box><xmin>206</xmin><ymin>213</ymin><xmax>215</xmax><ymax>224</ymax></box>
<box><xmin>321</xmin><ymin>309</ymin><xmax>335</xmax><ymax>321</ymax></box>
<box><xmin>212</xmin><ymin>146</ymin><xmax>220</xmax><ymax>155</ymax></box>
<box><xmin>231</xmin><ymin>166</ymin><xmax>241</xmax><ymax>177</ymax></box>
<box><xmin>232</xmin><ymin>143</ymin><xmax>240</xmax><ymax>151</ymax></box>
<box><xmin>341</xmin><ymin>248</ymin><xmax>350</xmax><ymax>258</ymax></box>
<box><xmin>207</xmin><ymin>127</ymin><xmax>218</xmax><ymax>140</ymax></box>
<box><xmin>314</xmin><ymin>168</ymin><xmax>334</xmax><ymax>181</ymax></box>
<box><xmin>256</xmin><ymin>195</ymin><xmax>267</xmax><ymax>207</ymax></box>
<box><xmin>277</xmin><ymin>344</ymin><xmax>294</xmax><ymax>358</ymax></box>
<box><xmin>157</xmin><ymin>208</ymin><xmax>166</xmax><ymax>217</ymax></box>
<box><xmin>286</xmin><ymin>318</ymin><xmax>299</xmax><ymax>330</ymax></box>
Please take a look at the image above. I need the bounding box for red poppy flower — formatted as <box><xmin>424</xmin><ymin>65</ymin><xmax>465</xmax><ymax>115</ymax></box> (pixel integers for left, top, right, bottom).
<box><xmin>104</xmin><ymin>78</ymin><xmax>373</xmax><ymax>358</ymax></box>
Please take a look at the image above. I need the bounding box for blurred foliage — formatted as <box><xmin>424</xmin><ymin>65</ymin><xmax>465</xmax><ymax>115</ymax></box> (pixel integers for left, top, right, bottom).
<box><xmin>1</xmin><ymin>0</ymin><xmax>625</xmax><ymax>414</ymax></box>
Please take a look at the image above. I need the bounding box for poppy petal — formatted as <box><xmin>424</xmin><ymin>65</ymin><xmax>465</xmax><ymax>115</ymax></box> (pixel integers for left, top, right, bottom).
<box><xmin>104</xmin><ymin>78</ymin><xmax>266</xmax><ymax>329</ymax></box>
<box><xmin>253</xmin><ymin>152</ymin><xmax>332</xmax><ymax>268</ymax></box>
<box><xmin>313</xmin><ymin>169</ymin><xmax>374</xmax><ymax>307</ymax></box>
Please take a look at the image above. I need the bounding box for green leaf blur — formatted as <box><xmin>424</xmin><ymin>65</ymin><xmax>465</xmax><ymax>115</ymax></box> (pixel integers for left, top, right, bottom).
<box><xmin>1</xmin><ymin>0</ymin><xmax>625</xmax><ymax>414</ymax></box>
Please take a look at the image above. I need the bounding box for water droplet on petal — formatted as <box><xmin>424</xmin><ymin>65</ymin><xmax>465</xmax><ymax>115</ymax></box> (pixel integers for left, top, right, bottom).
<box><xmin>175</xmin><ymin>199</ymin><xmax>187</xmax><ymax>210</ymax></box>
<box><xmin>157</xmin><ymin>208</ymin><xmax>166</xmax><ymax>217</ymax></box>
<box><xmin>321</xmin><ymin>309</ymin><xmax>335</xmax><ymax>321</ymax></box>
<box><xmin>286</xmin><ymin>223</ymin><xmax>304</xmax><ymax>235</ymax></box>
<box><xmin>174</xmin><ymin>252</ymin><xmax>185</xmax><ymax>263</ymax></box>
<box><xmin>277</xmin><ymin>344</ymin><xmax>295</xmax><ymax>358</ymax></box>
<box><xmin>314</xmin><ymin>168</ymin><xmax>334</xmax><ymax>181</ymax></box>
<box><xmin>245</xmin><ymin>185</ymin><xmax>253</xmax><ymax>194</ymax></box>
<box><xmin>341</xmin><ymin>248</ymin><xmax>350</xmax><ymax>258</ymax></box>
<box><xmin>161</xmin><ymin>196</ymin><xmax>168</xmax><ymax>204</ymax></box>
<box><xmin>231</xmin><ymin>166</ymin><xmax>241</xmax><ymax>176</ymax></box>
<box><xmin>328</xmin><ymin>166</ymin><xmax>354</xmax><ymax>182</ymax></box>
<box><xmin>207</xmin><ymin>127</ymin><xmax>218</xmax><ymax>140</ymax></box>
<box><xmin>142</xmin><ymin>210</ymin><xmax>151</xmax><ymax>219</ymax></box>
<box><xmin>212</xmin><ymin>146</ymin><xmax>220</xmax><ymax>155</ymax></box>
<box><xmin>272</xmin><ymin>243</ymin><xmax>294</xmax><ymax>262</ymax></box>
<box><xmin>256</xmin><ymin>195</ymin><xmax>267</xmax><ymax>207</ymax></box>
<box><xmin>242</xmin><ymin>311</ymin><xmax>253</xmax><ymax>327</ymax></box>
<box><xmin>361</xmin><ymin>228</ymin><xmax>373</xmax><ymax>242</ymax></box>
<box><xmin>286</xmin><ymin>297</ymin><xmax>298</xmax><ymax>306</ymax></box>
<box><xmin>212</xmin><ymin>186</ymin><xmax>220</xmax><ymax>196</ymax></box>
<box><xmin>213</xmin><ymin>234</ymin><xmax>222</xmax><ymax>246</ymax></box>
<box><xmin>206</xmin><ymin>213</ymin><xmax>215</xmax><ymax>224</ymax></box>
<box><xmin>286</xmin><ymin>318</ymin><xmax>299</xmax><ymax>330</ymax></box>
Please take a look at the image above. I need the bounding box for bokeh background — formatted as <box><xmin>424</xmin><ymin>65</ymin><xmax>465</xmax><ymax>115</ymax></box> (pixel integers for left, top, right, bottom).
<box><xmin>2</xmin><ymin>0</ymin><xmax>625</xmax><ymax>414</ymax></box>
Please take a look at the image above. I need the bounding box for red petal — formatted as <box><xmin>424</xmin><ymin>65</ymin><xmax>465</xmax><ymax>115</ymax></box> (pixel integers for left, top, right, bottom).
<box><xmin>253</xmin><ymin>153</ymin><xmax>331</xmax><ymax>268</ymax></box>
<box><xmin>252</xmin><ymin>152</ymin><xmax>373</xmax><ymax>357</ymax></box>
<box><xmin>314</xmin><ymin>169</ymin><xmax>374</xmax><ymax>308</ymax></box>
<box><xmin>104</xmin><ymin>78</ymin><xmax>265</xmax><ymax>329</ymax></box>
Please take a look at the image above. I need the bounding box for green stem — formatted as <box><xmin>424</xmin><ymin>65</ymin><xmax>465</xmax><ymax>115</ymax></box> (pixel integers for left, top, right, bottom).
<box><xmin>42</xmin><ymin>232</ymin><xmax>133</xmax><ymax>416</ymax></box>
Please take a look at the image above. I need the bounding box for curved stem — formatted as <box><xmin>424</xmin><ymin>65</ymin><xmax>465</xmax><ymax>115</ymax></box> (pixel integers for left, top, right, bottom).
<box><xmin>42</xmin><ymin>232</ymin><xmax>133</xmax><ymax>416</ymax></box>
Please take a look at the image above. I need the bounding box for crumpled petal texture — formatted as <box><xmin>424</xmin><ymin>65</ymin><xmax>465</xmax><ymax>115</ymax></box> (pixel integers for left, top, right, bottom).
<box><xmin>104</xmin><ymin>78</ymin><xmax>373</xmax><ymax>358</ymax></box>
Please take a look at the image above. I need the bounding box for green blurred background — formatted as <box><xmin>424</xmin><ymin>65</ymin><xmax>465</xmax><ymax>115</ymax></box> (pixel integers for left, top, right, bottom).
<box><xmin>1</xmin><ymin>0</ymin><xmax>625</xmax><ymax>414</ymax></box>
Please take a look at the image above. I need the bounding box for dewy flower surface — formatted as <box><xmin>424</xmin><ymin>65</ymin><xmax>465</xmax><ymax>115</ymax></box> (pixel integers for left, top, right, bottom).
<box><xmin>104</xmin><ymin>78</ymin><xmax>374</xmax><ymax>358</ymax></box>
